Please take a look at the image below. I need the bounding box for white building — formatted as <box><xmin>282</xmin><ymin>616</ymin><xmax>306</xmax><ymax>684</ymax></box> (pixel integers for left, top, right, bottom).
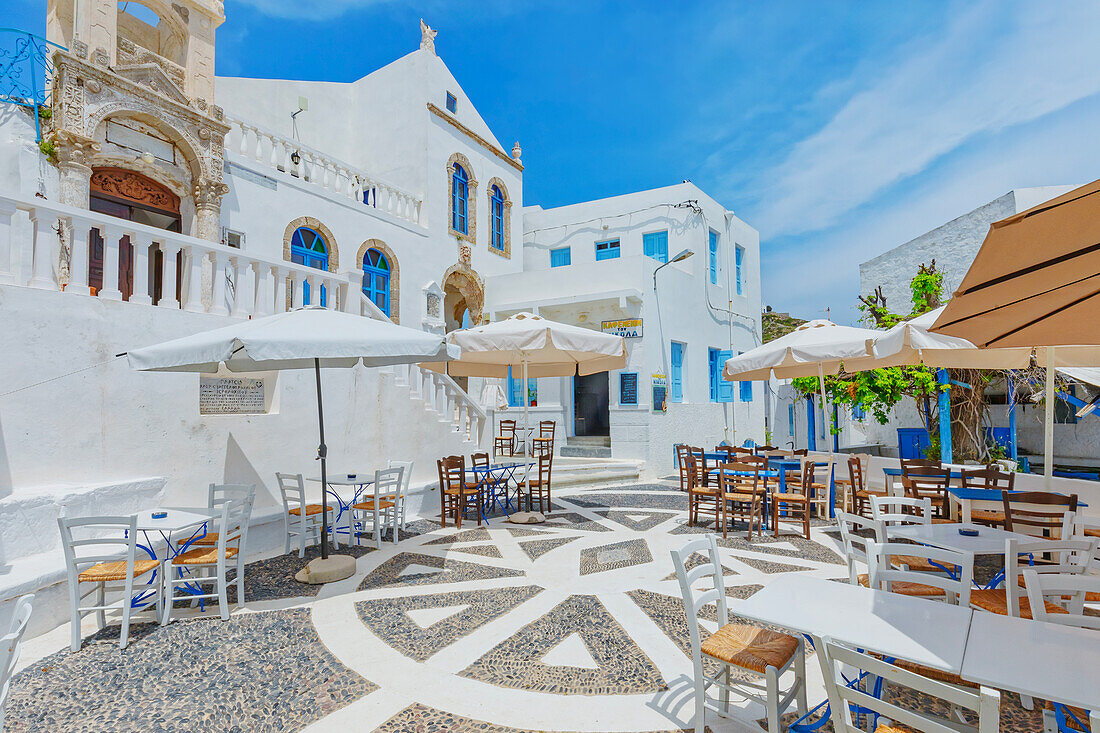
<box><xmin>0</xmin><ymin>4</ymin><xmax>763</xmax><ymax>629</ymax></box>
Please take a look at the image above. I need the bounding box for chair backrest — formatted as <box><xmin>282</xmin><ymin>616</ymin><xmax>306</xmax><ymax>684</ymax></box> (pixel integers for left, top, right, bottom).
<box><xmin>901</xmin><ymin>457</ymin><xmax>941</xmax><ymax>473</ymax></box>
<box><xmin>1072</xmin><ymin>513</ymin><xmax>1100</xmax><ymax>565</ymax></box>
<box><xmin>1003</xmin><ymin>491</ymin><xmax>1078</xmax><ymax>538</ymax></box>
<box><xmin>387</xmin><ymin>459</ymin><xmax>414</xmax><ymax>502</ymax></box>
<box><xmin>960</xmin><ymin>466</ymin><xmax>1015</xmax><ymax>491</ymax></box>
<box><xmin>499</xmin><ymin>419</ymin><xmax>516</xmax><ymax>436</ymax></box>
<box><xmin>798</xmin><ymin>459</ymin><xmax>816</xmax><ymax>489</ymax></box>
<box><xmin>717</xmin><ymin>461</ymin><xmax>760</xmax><ymax>495</ymax></box>
<box><xmin>901</xmin><ymin>467</ymin><xmax>951</xmax><ymax>517</ymax></box>
<box><xmin>670</xmin><ymin>536</ymin><xmax>729</xmax><ymax>666</ymax></box>
<box><xmin>791</xmin><ymin>448</ymin><xmax>808</xmax><ymax>457</ymax></box>
<box><xmin>817</xmin><ymin>637</ymin><xmax>1000</xmax><ymax>733</ymax></box>
<box><xmin>209</xmin><ymin>483</ymin><xmax>255</xmax><ymax>518</ymax></box>
<box><xmin>275</xmin><ymin>472</ymin><xmax>307</xmax><ymax>513</ymax></box>
<box><xmin>532</xmin><ymin>437</ymin><xmax>554</xmax><ymax>458</ymax></box>
<box><xmin>57</xmin><ymin>514</ymin><xmax>141</xmax><ymax>580</ymax></box>
<box><xmin>532</xmin><ymin>452</ymin><xmax>552</xmax><ymax>488</ymax></box>
<box><xmin>682</xmin><ymin>454</ymin><xmax>699</xmax><ymax>492</ymax></box>
<box><xmin>755</xmin><ymin>444</ymin><xmax>779</xmax><ymax>454</ymax></box>
<box><xmin>1001</xmin><ymin>536</ymin><xmax>1096</xmax><ymax>617</ymax></box>
<box><xmin>215</xmin><ymin>498</ymin><xmax>250</xmax><ymax>559</ymax></box>
<box><xmin>373</xmin><ymin>466</ymin><xmax>404</xmax><ymax>500</ymax></box>
<box><xmin>0</xmin><ymin>593</ymin><xmax>34</xmax><ymax>727</ymax></box>
<box><xmin>808</xmin><ymin>453</ymin><xmax>836</xmax><ymax>490</ymax></box>
<box><xmin>870</xmin><ymin>495</ymin><xmax>933</xmax><ymax>527</ymax></box>
<box><xmin>539</xmin><ymin>420</ymin><xmax>555</xmax><ymax>438</ymax></box>
<box><xmin>687</xmin><ymin>446</ymin><xmax>707</xmax><ymax>485</ymax></box>
<box><xmin>676</xmin><ymin>445</ymin><xmax>692</xmax><ymax>491</ymax></box>
<box><xmin>438</xmin><ymin>455</ymin><xmax>465</xmax><ymax>492</ymax></box>
<box><xmin>836</xmin><ymin>511</ymin><xmax>884</xmax><ymax>585</ymax></box>
<box><xmin>1022</xmin><ymin>566</ymin><xmax>1100</xmax><ymax>629</ymax></box>
<box><xmin>868</xmin><ymin>540</ymin><xmax>974</xmax><ymax>605</ymax></box>
<box><xmin>847</xmin><ymin>455</ymin><xmax>866</xmax><ymax>493</ymax></box>
<box><xmin>470</xmin><ymin>451</ymin><xmax>490</xmax><ymax>470</ymax></box>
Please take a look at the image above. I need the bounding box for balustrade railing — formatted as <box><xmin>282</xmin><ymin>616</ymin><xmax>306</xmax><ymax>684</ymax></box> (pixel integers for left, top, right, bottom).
<box><xmin>223</xmin><ymin>115</ymin><xmax>423</xmax><ymax>226</ymax></box>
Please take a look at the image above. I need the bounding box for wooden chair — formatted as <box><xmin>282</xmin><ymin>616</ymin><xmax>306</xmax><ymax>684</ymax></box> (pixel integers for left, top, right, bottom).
<box><xmin>517</xmin><ymin>453</ymin><xmax>552</xmax><ymax>513</ymax></box>
<box><xmin>676</xmin><ymin>444</ymin><xmax>693</xmax><ymax>492</ymax></box>
<box><xmin>438</xmin><ymin>455</ymin><xmax>482</xmax><ymax>528</ymax></box>
<box><xmin>846</xmin><ymin>454</ymin><xmax>885</xmax><ymax>517</ymax></box>
<box><xmin>901</xmin><ymin>467</ymin><xmax>952</xmax><ymax>521</ymax></box>
<box><xmin>0</xmin><ymin>594</ymin><xmax>33</xmax><ymax>729</ymax></box>
<box><xmin>494</xmin><ymin>419</ymin><xmax>516</xmax><ymax>457</ymax></box>
<box><xmin>772</xmin><ymin>461</ymin><xmax>813</xmax><ymax>539</ymax></box>
<box><xmin>837</xmin><ymin>512</ymin><xmax>948</xmax><ymax>599</ymax></box>
<box><xmin>900</xmin><ymin>457</ymin><xmax>941</xmax><ymax>471</ymax></box>
<box><xmin>687</xmin><ymin>446</ymin><xmax>709</xmax><ymax>487</ymax></box>
<box><xmin>718</xmin><ymin>461</ymin><xmax>764</xmax><ymax>539</ymax></box>
<box><xmin>276</xmin><ymin>472</ymin><xmax>333</xmax><ymax>558</ymax></box>
<box><xmin>58</xmin><ymin>515</ymin><xmax>162</xmax><ymax>651</ymax></box>
<box><xmin>816</xmin><ymin>637</ymin><xmax>999</xmax><ymax>733</ymax></box>
<box><xmin>754</xmin><ymin>444</ymin><xmax>779</xmax><ymax>454</ymax></box>
<box><xmin>805</xmin><ymin>453</ymin><xmax>835</xmax><ymax>518</ymax></box>
<box><xmin>471</xmin><ymin>451</ymin><xmax>490</xmax><ymax>470</ymax></box>
<box><xmin>163</xmin><ymin>498</ymin><xmax>250</xmax><ymax>625</ymax></box>
<box><xmin>672</xmin><ymin>535</ymin><xmax>807</xmax><ymax>733</ymax></box>
<box><xmin>532</xmin><ymin>420</ymin><xmax>555</xmax><ymax>457</ymax></box>
<box><xmin>687</xmin><ymin>455</ymin><xmax>721</xmax><ymax>531</ymax></box>
<box><xmin>961</xmin><ymin>466</ymin><xmax>1015</xmax><ymax>527</ymax></box>
<box><xmin>1003</xmin><ymin>490</ymin><xmax>1078</xmax><ymax>539</ymax></box>
<box><xmin>868</xmin><ymin>540</ymin><xmax>974</xmax><ymax>605</ymax></box>
<box><xmin>970</xmin><ymin>537</ymin><xmax>1095</xmax><ymax>619</ymax></box>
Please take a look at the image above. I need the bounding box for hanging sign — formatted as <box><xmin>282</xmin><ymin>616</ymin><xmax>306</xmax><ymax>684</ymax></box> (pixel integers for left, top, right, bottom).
<box><xmin>601</xmin><ymin>318</ymin><xmax>643</xmax><ymax>339</ymax></box>
<box><xmin>652</xmin><ymin>373</ymin><xmax>667</xmax><ymax>413</ymax></box>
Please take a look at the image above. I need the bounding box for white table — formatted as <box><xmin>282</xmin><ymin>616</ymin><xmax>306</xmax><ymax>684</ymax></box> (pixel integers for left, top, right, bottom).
<box><xmin>307</xmin><ymin>473</ymin><xmax>375</xmax><ymax>545</ymax></box>
<box><xmin>136</xmin><ymin>508</ymin><xmax>218</xmax><ymax>550</ymax></box>
<box><xmin>732</xmin><ymin>575</ymin><xmax>972</xmax><ymax>673</ymax></box>
<box><xmin>887</xmin><ymin>522</ymin><xmax>1039</xmax><ymax>555</ymax></box>
<box><xmin>962</xmin><ymin>612</ymin><xmax>1100</xmax><ymax>719</ymax></box>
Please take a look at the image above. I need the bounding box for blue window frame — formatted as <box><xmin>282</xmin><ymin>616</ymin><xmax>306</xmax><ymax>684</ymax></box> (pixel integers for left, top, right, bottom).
<box><xmin>735</xmin><ymin>245</ymin><xmax>744</xmax><ymax>295</ymax></box>
<box><xmin>708</xmin><ymin>348</ymin><xmax>734</xmax><ymax>403</ymax></box>
<box><xmin>852</xmin><ymin>404</ymin><xmax>866</xmax><ymax>421</ymax></box>
<box><xmin>708</xmin><ymin>230</ymin><xmax>719</xmax><ymax>284</ymax></box>
<box><xmin>446</xmin><ymin>92</ymin><xmax>457</xmax><ymax>113</ymax></box>
<box><xmin>290</xmin><ymin>226</ymin><xmax>328</xmax><ymax>306</ymax></box>
<box><xmin>507</xmin><ymin>366</ymin><xmax>537</xmax><ymax>407</ymax></box>
<box><xmin>619</xmin><ymin>372</ymin><xmax>638</xmax><ymax>406</ymax></box>
<box><xmin>550</xmin><ymin>247</ymin><xmax>571</xmax><ymax>267</ymax></box>
<box><xmin>451</xmin><ymin>163</ymin><xmax>469</xmax><ymax>234</ymax></box>
<box><xmin>670</xmin><ymin>341</ymin><xmax>684</xmax><ymax>403</ymax></box>
<box><xmin>736</xmin><ymin>349</ymin><xmax>752</xmax><ymax>402</ymax></box>
<box><xmin>788</xmin><ymin>404</ymin><xmax>795</xmax><ymax>436</ymax></box>
<box><xmin>490</xmin><ymin>185</ymin><xmax>505</xmax><ymax>252</ymax></box>
<box><xmin>643</xmin><ymin>231</ymin><xmax>668</xmax><ymax>263</ymax></box>
<box><xmin>595</xmin><ymin>239</ymin><xmax>620</xmax><ymax>261</ymax></box>
<box><xmin>362</xmin><ymin>247</ymin><xmax>390</xmax><ymax>316</ymax></box>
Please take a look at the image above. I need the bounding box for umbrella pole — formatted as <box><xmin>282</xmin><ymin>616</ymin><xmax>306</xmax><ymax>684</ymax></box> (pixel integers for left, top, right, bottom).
<box><xmin>818</xmin><ymin>362</ymin><xmax>834</xmax><ymax>518</ymax></box>
<box><xmin>1045</xmin><ymin>347</ymin><xmax>1054</xmax><ymax>490</ymax></box>
<box><xmin>315</xmin><ymin>358</ymin><xmax>330</xmax><ymax>560</ymax></box>
<box><xmin>523</xmin><ymin>356</ymin><xmax>530</xmax><ymax>456</ymax></box>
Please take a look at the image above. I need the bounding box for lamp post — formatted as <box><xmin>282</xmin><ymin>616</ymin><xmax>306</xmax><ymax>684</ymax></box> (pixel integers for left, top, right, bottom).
<box><xmin>652</xmin><ymin>248</ymin><xmax>694</xmax><ymax>290</ymax></box>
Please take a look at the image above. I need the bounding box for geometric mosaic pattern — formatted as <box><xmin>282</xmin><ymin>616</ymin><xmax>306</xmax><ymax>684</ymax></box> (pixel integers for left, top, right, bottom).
<box><xmin>357</xmin><ymin>552</ymin><xmax>525</xmax><ymax>591</ymax></box>
<box><xmin>518</xmin><ymin>536</ymin><xmax>578</xmax><ymax>561</ymax></box>
<box><xmin>460</xmin><ymin>594</ymin><xmax>666</xmax><ymax>695</ymax></box>
<box><xmin>603</xmin><ymin>509</ymin><xmax>678</xmax><ymax>532</ymax></box>
<box><xmin>447</xmin><ymin>543</ymin><xmax>504</xmax><ymax>559</ymax></box>
<box><xmin>578</xmin><ymin>538</ymin><xmax>653</xmax><ymax>576</ymax></box>
<box><xmin>373</xmin><ymin>703</ymin><xmax>710</xmax><ymax>733</ymax></box>
<box><xmin>424</xmin><ymin>527</ymin><xmax>494</xmax><ymax>545</ymax></box>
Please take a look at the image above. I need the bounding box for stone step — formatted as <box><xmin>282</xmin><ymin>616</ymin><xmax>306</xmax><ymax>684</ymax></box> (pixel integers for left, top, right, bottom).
<box><xmin>566</xmin><ymin>436</ymin><xmax>611</xmax><ymax>447</ymax></box>
<box><xmin>559</xmin><ymin>444</ymin><xmax>613</xmax><ymax>458</ymax></box>
<box><xmin>550</xmin><ymin>458</ymin><xmax>642</xmax><ymax>487</ymax></box>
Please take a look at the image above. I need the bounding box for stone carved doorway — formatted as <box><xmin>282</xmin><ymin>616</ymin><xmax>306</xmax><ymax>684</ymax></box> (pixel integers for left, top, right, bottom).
<box><xmin>442</xmin><ymin>265</ymin><xmax>485</xmax><ymax>392</ymax></box>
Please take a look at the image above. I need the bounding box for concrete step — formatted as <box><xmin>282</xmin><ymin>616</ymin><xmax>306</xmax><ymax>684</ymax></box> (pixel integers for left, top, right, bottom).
<box><xmin>550</xmin><ymin>458</ymin><xmax>643</xmax><ymax>487</ymax></box>
<box><xmin>566</xmin><ymin>436</ymin><xmax>611</xmax><ymax>447</ymax></box>
<box><xmin>560</xmin><ymin>444</ymin><xmax>612</xmax><ymax>458</ymax></box>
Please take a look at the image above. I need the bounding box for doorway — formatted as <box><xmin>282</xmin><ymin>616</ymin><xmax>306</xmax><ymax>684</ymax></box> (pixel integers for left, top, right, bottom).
<box><xmin>573</xmin><ymin>372</ymin><xmax>610</xmax><ymax>436</ymax></box>
<box><xmin>88</xmin><ymin>168</ymin><xmax>182</xmax><ymax>302</ymax></box>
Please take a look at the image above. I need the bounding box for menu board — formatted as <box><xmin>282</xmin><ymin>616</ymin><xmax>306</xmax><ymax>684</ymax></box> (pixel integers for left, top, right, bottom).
<box><xmin>199</xmin><ymin>376</ymin><xmax>266</xmax><ymax>415</ymax></box>
<box><xmin>620</xmin><ymin>372</ymin><xmax>638</xmax><ymax>405</ymax></box>
<box><xmin>651</xmin><ymin>374</ymin><xmax>667</xmax><ymax>413</ymax></box>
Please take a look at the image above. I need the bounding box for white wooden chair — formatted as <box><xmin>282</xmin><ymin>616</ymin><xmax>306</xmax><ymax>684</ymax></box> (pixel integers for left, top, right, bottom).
<box><xmin>351</xmin><ymin>466</ymin><xmax>404</xmax><ymax>549</ymax></box>
<box><xmin>970</xmin><ymin>537</ymin><xmax>1097</xmax><ymax>619</ymax></box>
<box><xmin>1022</xmin><ymin>568</ymin><xmax>1100</xmax><ymax>630</ymax></box>
<box><xmin>276</xmin><ymin>472</ymin><xmax>332</xmax><ymax>558</ymax></box>
<box><xmin>837</xmin><ymin>512</ymin><xmax>949</xmax><ymax>600</ymax></box>
<box><xmin>867</xmin><ymin>541</ymin><xmax>974</xmax><ymax>606</ymax></box>
<box><xmin>816</xmin><ymin>636</ymin><xmax>1000</xmax><ymax>733</ymax></box>
<box><xmin>671</xmin><ymin>535</ymin><xmax>807</xmax><ymax>733</ymax></box>
<box><xmin>58</xmin><ymin>515</ymin><xmax>162</xmax><ymax>651</ymax></box>
<box><xmin>177</xmin><ymin>483</ymin><xmax>255</xmax><ymax>549</ymax></box>
<box><xmin>162</xmin><ymin>498</ymin><xmax>249</xmax><ymax>624</ymax></box>
<box><xmin>387</xmin><ymin>460</ymin><xmax>414</xmax><ymax>533</ymax></box>
<box><xmin>868</xmin><ymin>496</ymin><xmax>963</xmax><ymax>576</ymax></box>
<box><xmin>0</xmin><ymin>594</ymin><xmax>33</xmax><ymax>729</ymax></box>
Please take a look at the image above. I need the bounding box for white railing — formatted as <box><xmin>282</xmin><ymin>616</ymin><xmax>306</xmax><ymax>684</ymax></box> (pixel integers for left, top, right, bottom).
<box><xmin>0</xmin><ymin>191</ymin><xmax>361</xmax><ymax>319</ymax></box>
<box><xmin>224</xmin><ymin>115</ymin><xmax>423</xmax><ymax>226</ymax></box>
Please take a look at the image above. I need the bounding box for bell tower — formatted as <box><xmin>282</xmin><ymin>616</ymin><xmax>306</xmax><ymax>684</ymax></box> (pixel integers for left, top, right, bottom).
<box><xmin>44</xmin><ymin>0</ymin><xmax>230</xmax><ymax>240</ymax></box>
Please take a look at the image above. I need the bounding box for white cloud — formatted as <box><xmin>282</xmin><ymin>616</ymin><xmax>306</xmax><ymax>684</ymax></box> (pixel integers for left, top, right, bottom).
<box><xmin>746</xmin><ymin>0</ymin><xmax>1100</xmax><ymax>239</ymax></box>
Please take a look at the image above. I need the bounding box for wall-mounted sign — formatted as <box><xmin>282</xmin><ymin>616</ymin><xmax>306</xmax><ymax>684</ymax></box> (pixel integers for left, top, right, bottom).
<box><xmin>200</xmin><ymin>376</ymin><xmax>266</xmax><ymax>415</ymax></box>
<box><xmin>601</xmin><ymin>318</ymin><xmax>643</xmax><ymax>339</ymax></box>
<box><xmin>651</xmin><ymin>373</ymin><xmax>667</xmax><ymax>413</ymax></box>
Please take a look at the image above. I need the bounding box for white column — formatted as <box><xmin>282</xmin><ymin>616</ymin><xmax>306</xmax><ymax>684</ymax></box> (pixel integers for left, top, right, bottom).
<box><xmin>129</xmin><ymin>232</ymin><xmax>153</xmax><ymax>305</ymax></box>
<box><xmin>159</xmin><ymin>242</ymin><xmax>181</xmax><ymax>309</ymax></box>
<box><xmin>183</xmin><ymin>246</ymin><xmax>206</xmax><ymax>313</ymax></box>
<box><xmin>305</xmin><ymin>272</ymin><xmax>319</xmax><ymax>307</ymax></box>
<box><xmin>231</xmin><ymin>259</ymin><xmax>253</xmax><ymax>318</ymax></box>
<box><xmin>1045</xmin><ymin>348</ymin><xmax>1055</xmax><ymax>490</ymax></box>
<box><xmin>274</xmin><ymin>267</ymin><xmax>288</xmax><ymax>313</ymax></box>
<box><xmin>66</xmin><ymin>216</ymin><xmax>91</xmax><ymax>295</ymax></box>
<box><xmin>0</xmin><ymin>201</ymin><xmax>17</xmax><ymax>285</ymax></box>
<box><xmin>291</xmin><ymin>271</ymin><xmax>305</xmax><ymax>309</ymax></box>
<box><xmin>97</xmin><ymin>224</ymin><xmax>123</xmax><ymax>300</ymax></box>
<box><xmin>209</xmin><ymin>251</ymin><xmax>230</xmax><ymax>316</ymax></box>
<box><xmin>27</xmin><ymin>214</ymin><xmax>56</xmax><ymax>289</ymax></box>
<box><xmin>252</xmin><ymin>263</ymin><xmax>271</xmax><ymax>316</ymax></box>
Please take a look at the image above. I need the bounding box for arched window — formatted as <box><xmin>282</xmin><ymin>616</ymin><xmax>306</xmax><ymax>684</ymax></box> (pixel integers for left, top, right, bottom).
<box><xmin>490</xmin><ymin>184</ymin><xmax>505</xmax><ymax>252</ymax></box>
<box><xmin>451</xmin><ymin>163</ymin><xmax>469</xmax><ymax>235</ymax></box>
<box><xmin>291</xmin><ymin>226</ymin><xmax>329</xmax><ymax>306</ymax></box>
<box><xmin>362</xmin><ymin>248</ymin><xmax>391</xmax><ymax>316</ymax></box>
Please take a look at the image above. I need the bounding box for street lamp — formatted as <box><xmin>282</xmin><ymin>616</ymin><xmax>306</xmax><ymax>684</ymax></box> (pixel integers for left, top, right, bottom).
<box><xmin>652</xmin><ymin>248</ymin><xmax>694</xmax><ymax>290</ymax></box>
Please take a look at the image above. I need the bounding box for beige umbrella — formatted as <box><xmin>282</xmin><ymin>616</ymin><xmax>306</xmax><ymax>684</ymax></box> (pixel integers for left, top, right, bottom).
<box><xmin>422</xmin><ymin>313</ymin><xmax>627</xmax><ymax>452</ymax></box>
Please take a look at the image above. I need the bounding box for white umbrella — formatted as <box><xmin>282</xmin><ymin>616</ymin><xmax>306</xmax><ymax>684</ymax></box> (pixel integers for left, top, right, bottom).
<box><xmin>422</xmin><ymin>312</ymin><xmax>627</xmax><ymax>453</ymax></box>
<box><xmin>126</xmin><ymin>306</ymin><xmax>459</xmax><ymax>581</ymax></box>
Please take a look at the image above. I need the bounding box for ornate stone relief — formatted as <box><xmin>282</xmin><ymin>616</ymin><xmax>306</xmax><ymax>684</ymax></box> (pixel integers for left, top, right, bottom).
<box><xmin>92</xmin><ymin>167</ymin><xmax>181</xmax><ymax>211</ymax></box>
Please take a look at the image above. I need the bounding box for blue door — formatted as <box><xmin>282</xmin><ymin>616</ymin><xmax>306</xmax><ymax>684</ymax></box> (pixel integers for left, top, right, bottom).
<box><xmin>670</xmin><ymin>342</ymin><xmax>684</xmax><ymax>403</ymax></box>
<box><xmin>290</xmin><ymin>227</ymin><xmax>328</xmax><ymax>306</ymax></box>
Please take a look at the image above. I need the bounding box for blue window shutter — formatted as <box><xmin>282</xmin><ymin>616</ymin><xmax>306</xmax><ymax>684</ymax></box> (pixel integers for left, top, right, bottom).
<box><xmin>550</xmin><ymin>247</ymin><xmax>571</xmax><ymax>267</ymax></box>
<box><xmin>709</xmin><ymin>231</ymin><xmax>718</xmax><ymax>284</ymax></box>
<box><xmin>740</xmin><ymin>379</ymin><xmax>753</xmax><ymax>402</ymax></box>
<box><xmin>670</xmin><ymin>342</ymin><xmax>683</xmax><ymax>402</ymax></box>
<box><xmin>595</xmin><ymin>240</ymin><xmax>620</xmax><ymax>261</ymax></box>
<box><xmin>507</xmin><ymin>367</ymin><xmax>523</xmax><ymax>407</ymax></box>
<box><xmin>708</xmin><ymin>349</ymin><xmax>718</xmax><ymax>402</ymax></box>
<box><xmin>735</xmin><ymin>246</ymin><xmax>744</xmax><ymax>295</ymax></box>
<box><xmin>788</xmin><ymin>404</ymin><xmax>795</xmax><ymax>436</ymax></box>
<box><xmin>717</xmin><ymin>350</ymin><xmax>735</xmax><ymax>403</ymax></box>
<box><xmin>643</xmin><ymin>231</ymin><xmax>668</xmax><ymax>263</ymax></box>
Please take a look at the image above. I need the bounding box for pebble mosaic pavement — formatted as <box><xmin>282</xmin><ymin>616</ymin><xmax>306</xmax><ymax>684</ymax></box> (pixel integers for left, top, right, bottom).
<box><xmin>3</xmin><ymin>479</ymin><xmax>1054</xmax><ymax>732</ymax></box>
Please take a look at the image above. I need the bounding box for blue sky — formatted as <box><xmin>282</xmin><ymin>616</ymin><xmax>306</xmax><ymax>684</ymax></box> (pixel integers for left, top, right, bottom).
<box><xmin>9</xmin><ymin>0</ymin><xmax>1100</xmax><ymax>323</ymax></box>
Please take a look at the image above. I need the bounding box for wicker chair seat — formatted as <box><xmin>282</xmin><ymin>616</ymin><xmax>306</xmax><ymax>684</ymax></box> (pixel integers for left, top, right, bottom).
<box><xmin>969</xmin><ymin>588</ymin><xmax>1069</xmax><ymax>619</ymax></box>
<box><xmin>172</xmin><ymin>545</ymin><xmax>239</xmax><ymax>565</ymax></box>
<box><xmin>1083</xmin><ymin>527</ymin><xmax>1100</xmax><ymax>538</ymax></box>
<box><xmin>970</xmin><ymin>509</ymin><xmax>1005</xmax><ymax>524</ymax></box>
<box><xmin>700</xmin><ymin>623</ymin><xmax>799</xmax><ymax>673</ymax></box>
<box><xmin>771</xmin><ymin>492</ymin><xmax>809</xmax><ymax>503</ymax></box>
<box><xmin>892</xmin><ymin>658</ymin><xmax>977</xmax><ymax>688</ymax></box>
<box><xmin>79</xmin><ymin>559</ymin><xmax>159</xmax><ymax>583</ymax></box>
<box><xmin>1043</xmin><ymin>702</ymin><xmax>1090</xmax><ymax>732</ymax></box>
<box><xmin>353</xmin><ymin>498</ymin><xmax>395</xmax><ymax>511</ymax></box>
<box><xmin>876</xmin><ymin>725</ymin><xmax>920</xmax><ymax>733</ymax></box>
<box><xmin>857</xmin><ymin>574</ymin><xmax>946</xmax><ymax>598</ymax></box>
<box><xmin>289</xmin><ymin>504</ymin><xmax>325</xmax><ymax>517</ymax></box>
<box><xmin>723</xmin><ymin>491</ymin><xmax>759</xmax><ymax>503</ymax></box>
<box><xmin>444</xmin><ymin>483</ymin><xmax>482</xmax><ymax>495</ymax></box>
<box><xmin>516</xmin><ymin>480</ymin><xmax>545</xmax><ymax>491</ymax></box>
<box><xmin>176</xmin><ymin>531</ymin><xmax>241</xmax><ymax>547</ymax></box>
<box><xmin>889</xmin><ymin>554</ymin><xmax>960</xmax><ymax>574</ymax></box>
<box><xmin>690</xmin><ymin>486</ymin><xmax>721</xmax><ymax>497</ymax></box>
<box><xmin>930</xmin><ymin>517</ymin><xmax>955</xmax><ymax>524</ymax></box>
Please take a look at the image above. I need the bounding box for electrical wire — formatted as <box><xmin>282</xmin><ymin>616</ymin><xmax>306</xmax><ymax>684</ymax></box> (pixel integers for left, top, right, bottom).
<box><xmin>0</xmin><ymin>355</ymin><xmax>125</xmax><ymax>399</ymax></box>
